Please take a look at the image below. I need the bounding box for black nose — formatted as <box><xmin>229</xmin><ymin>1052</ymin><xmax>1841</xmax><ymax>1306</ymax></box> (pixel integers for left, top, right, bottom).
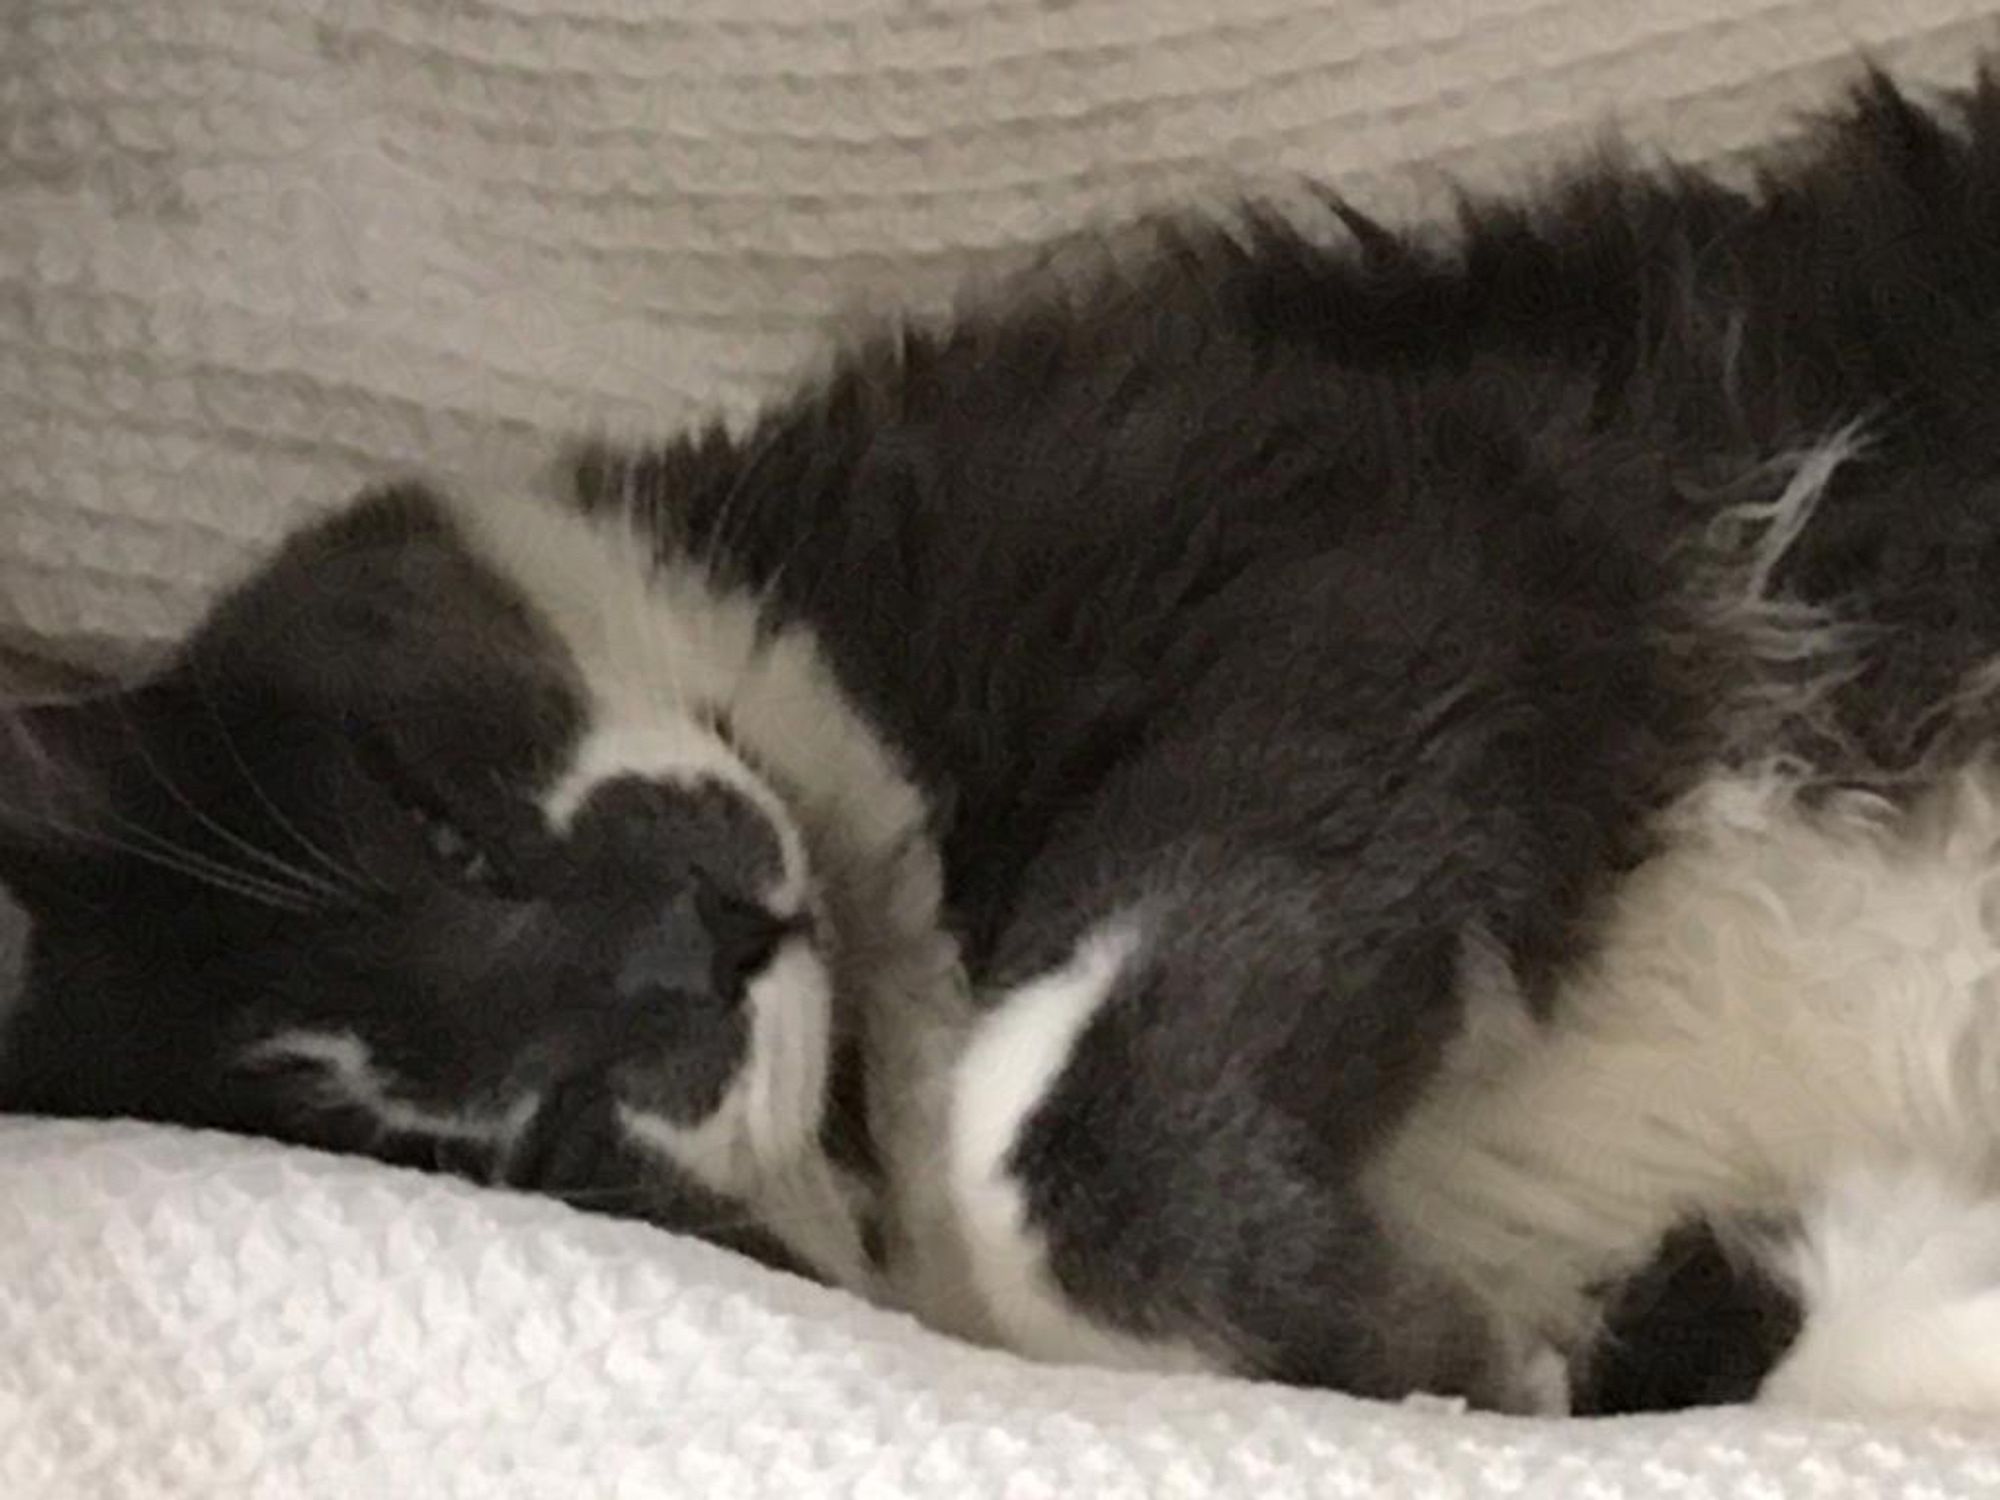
<box><xmin>695</xmin><ymin>884</ymin><xmax>794</xmax><ymax>996</ymax></box>
<box><xmin>614</xmin><ymin>886</ymin><xmax>793</xmax><ymax>1008</ymax></box>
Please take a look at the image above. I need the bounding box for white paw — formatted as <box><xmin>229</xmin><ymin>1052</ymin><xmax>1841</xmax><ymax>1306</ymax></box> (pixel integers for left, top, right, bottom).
<box><xmin>1759</xmin><ymin>1167</ymin><xmax>2000</xmax><ymax>1418</ymax></box>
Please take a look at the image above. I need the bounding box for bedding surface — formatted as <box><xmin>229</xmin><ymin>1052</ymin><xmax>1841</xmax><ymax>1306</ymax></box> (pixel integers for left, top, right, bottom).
<box><xmin>9</xmin><ymin>2</ymin><xmax>2000</xmax><ymax>1494</ymax></box>
<box><xmin>3</xmin><ymin>1116</ymin><xmax>1996</xmax><ymax>1500</ymax></box>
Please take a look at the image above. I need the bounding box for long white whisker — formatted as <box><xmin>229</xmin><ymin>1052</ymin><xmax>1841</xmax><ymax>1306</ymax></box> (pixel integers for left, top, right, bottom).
<box><xmin>4</xmin><ymin>803</ymin><xmax>323</xmax><ymax>913</ymax></box>
<box><xmin>94</xmin><ymin>812</ymin><xmax>330</xmax><ymax>912</ymax></box>
<box><xmin>105</xmin><ymin>699</ymin><xmax>355</xmax><ymax>905</ymax></box>
<box><xmin>187</xmin><ymin>665</ymin><xmax>386</xmax><ymax>897</ymax></box>
<box><xmin>0</xmin><ymin>743</ymin><xmax>333</xmax><ymax>910</ymax></box>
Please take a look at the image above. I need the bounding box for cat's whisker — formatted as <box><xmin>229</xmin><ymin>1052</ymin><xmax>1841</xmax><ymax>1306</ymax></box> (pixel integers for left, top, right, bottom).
<box><xmin>186</xmin><ymin>664</ymin><xmax>389</xmax><ymax>898</ymax></box>
<box><xmin>635</xmin><ymin>421</ymin><xmax>800</xmax><ymax>742</ymax></box>
<box><xmin>103</xmin><ymin>698</ymin><xmax>362</xmax><ymax>908</ymax></box>
<box><xmin>4</xmin><ymin>802</ymin><xmax>325</xmax><ymax>914</ymax></box>
<box><xmin>646</xmin><ymin>541</ymin><xmax>701</xmax><ymax>736</ymax></box>
<box><xmin>91</xmin><ymin>806</ymin><xmax>335</xmax><ymax>912</ymax></box>
<box><xmin>231</xmin><ymin>771</ymin><xmax>388</xmax><ymax>902</ymax></box>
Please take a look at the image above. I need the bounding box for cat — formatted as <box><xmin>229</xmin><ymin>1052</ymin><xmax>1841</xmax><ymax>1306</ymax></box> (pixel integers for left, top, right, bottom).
<box><xmin>8</xmin><ymin>60</ymin><xmax>2000</xmax><ymax>1419</ymax></box>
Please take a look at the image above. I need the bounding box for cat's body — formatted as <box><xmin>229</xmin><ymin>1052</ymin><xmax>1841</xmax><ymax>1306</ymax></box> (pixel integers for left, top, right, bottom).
<box><xmin>8</xmin><ymin>66</ymin><xmax>2000</xmax><ymax>1416</ymax></box>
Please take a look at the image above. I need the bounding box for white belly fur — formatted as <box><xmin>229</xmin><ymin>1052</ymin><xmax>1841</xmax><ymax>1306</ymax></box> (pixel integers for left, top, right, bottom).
<box><xmin>1368</xmin><ymin>763</ymin><xmax>2000</xmax><ymax>1351</ymax></box>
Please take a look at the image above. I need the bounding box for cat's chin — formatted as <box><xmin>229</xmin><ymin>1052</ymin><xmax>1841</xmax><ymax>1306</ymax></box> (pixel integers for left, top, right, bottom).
<box><xmin>613</xmin><ymin>933</ymin><xmax>834</xmax><ymax>1175</ymax></box>
<box><xmin>610</xmin><ymin>931</ymin><xmax>884</xmax><ymax>1292</ymax></box>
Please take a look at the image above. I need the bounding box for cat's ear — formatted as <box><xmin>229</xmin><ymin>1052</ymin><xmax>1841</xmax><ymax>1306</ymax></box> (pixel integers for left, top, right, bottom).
<box><xmin>0</xmin><ymin>693</ymin><xmax>133</xmax><ymax>897</ymax></box>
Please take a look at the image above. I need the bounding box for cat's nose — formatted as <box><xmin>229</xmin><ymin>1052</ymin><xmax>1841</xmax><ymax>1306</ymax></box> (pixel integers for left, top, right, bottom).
<box><xmin>695</xmin><ymin>885</ymin><xmax>794</xmax><ymax>996</ymax></box>
<box><xmin>613</xmin><ymin>886</ymin><xmax>792</xmax><ymax>1007</ymax></box>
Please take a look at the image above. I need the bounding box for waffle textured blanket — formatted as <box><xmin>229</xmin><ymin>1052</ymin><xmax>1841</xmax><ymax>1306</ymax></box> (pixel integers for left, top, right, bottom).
<box><xmin>7</xmin><ymin>2</ymin><xmax>2000</xmax><ymax>1495</ymax></box>
<box><xmin>4</xmin><ymin>1117</ymin><xmax>1998</xmax><ymax>1499</ymax></box>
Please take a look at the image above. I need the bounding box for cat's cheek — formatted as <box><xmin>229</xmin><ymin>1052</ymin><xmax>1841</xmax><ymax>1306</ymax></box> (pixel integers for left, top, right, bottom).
<box><xmin>727</xmin><ymin>936</ymin><xmax>836</xmax><ymax>1169</ymax></box>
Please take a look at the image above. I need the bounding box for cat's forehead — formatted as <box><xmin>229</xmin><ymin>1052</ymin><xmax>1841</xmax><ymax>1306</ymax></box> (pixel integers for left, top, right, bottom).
<box><xmin>188</xmin><ymin>484</ymin><xmax>686</xmax><ymax>751</ymax></box>
<box><xmin>431</xmin><ymin>478</ymin><xmax>774</xmax><ymax>728</ymax></box>
<box><xmin>178</xmin><ymin>482</ymin><xmax>801</xmax><ymax>884</ymax></box>
<box><xmin>191</xmin><ymin>485</ymin><xmax>580</xmax><ymax>720</ymax></box>
<box><xmin>263</xmin><ymin>483</ymin><xmax>767</xmax><ymax>708</ymax></box>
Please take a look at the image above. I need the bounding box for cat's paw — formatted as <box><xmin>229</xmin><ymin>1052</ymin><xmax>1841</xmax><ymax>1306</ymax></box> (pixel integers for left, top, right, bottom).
<box><xmin>1758</xmin><ymin>1166</ymin><xmax>2000</xmax><ymax>1417</ymax></box>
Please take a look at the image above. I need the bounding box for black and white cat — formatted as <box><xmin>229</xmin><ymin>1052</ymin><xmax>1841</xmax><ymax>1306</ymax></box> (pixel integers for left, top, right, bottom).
<box><xmin>8</xmin><ymin>63</ymin><xmax>2000</xmax><ymax>1419</ymax></box>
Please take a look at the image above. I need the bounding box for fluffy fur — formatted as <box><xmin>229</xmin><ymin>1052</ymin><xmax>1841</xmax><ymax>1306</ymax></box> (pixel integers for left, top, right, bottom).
<box><xmin>12</xmin><ymin>60</ymin><xmax>2000</xmax><ymax>1417</ymax></box>
<box><xmin>1372</xmin><ymin>763</ymin><xmax>2000</xmax><ymax>1376</ymax></box>
<box><xmin>1762</xmin><ymin>1168</ymin><xmax>2000</xmax><ymax>1416</ymax></box>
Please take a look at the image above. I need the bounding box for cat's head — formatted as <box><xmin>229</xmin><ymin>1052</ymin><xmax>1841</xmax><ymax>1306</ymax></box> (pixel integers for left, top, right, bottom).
<box><xmin>0</xmin><ymin>481</ymin><xmax>890</xmax><ymax>1290</ymax></box>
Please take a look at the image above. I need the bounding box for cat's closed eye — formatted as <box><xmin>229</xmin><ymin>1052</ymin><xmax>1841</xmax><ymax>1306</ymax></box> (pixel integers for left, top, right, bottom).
<box><xmin>408</xmin><ymin>798</ymin><xmax>504</xmax><ymax>891</ymax></box>
<box><xmin>349</xmin><ymin>720</ymin><xmax>529</xmax><ymax>898</ymax></box>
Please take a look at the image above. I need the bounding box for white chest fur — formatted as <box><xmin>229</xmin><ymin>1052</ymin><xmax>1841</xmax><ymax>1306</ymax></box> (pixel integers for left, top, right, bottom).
<box><xmin>1368</xmin><ymin>764</ymin><xmax>2000</xmax><ymax>1350</ymax></box>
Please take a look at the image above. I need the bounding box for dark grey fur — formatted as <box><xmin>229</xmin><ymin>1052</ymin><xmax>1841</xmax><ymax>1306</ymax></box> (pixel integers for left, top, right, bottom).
<box><xmin>10</xmin><ymin>62</ymin><xmax>2000</xmax><ymax>1409</ymax></box>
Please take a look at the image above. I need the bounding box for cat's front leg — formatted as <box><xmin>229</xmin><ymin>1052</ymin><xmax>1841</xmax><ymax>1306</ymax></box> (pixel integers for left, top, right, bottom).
<box><xmin>931</xmin><ymin>848</ymin><xmax>1550</xmax><ymax>1411</ymax></box>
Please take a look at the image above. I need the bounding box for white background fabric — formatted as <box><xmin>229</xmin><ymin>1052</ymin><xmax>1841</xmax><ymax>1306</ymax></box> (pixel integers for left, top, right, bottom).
<box><xmin>2</xmin><ymin>0</ymin><xmax>1996</xmax><ymax>665</ymax></box>
<box><xmin>8</xmin><ymin>3</ymin><xmax>2000</xmax><ymax>1494</ymax></box>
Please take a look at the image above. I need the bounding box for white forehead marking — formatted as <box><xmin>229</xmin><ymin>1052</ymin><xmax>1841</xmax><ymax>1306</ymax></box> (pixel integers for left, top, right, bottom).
<box><xmin>539</xmin><ymin>720</ymin><xmax>809</xmax><ymax>914</ymax></box>
<box><xmin>433</xmin><ymin>483</ymin><xmax>936</xmax><ymax>900</ymax></box>
<box><xmin>432</xmin><ymin>486</ymin><xmax>866</xmax><ymax>920</ymax></box>
<box><xmin>436</xmin><ymin>481</ymin><xmax>967</xmax><ymax>1305</ymax></box>
<box><xmin>541</xmin><ymin>723</ymin><xmax>738</xmax><ymax>829</ymax></box>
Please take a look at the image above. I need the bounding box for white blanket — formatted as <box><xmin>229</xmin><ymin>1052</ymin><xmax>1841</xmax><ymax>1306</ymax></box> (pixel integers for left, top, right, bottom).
<box><xmin>9</xmin><ymin>2</ymin><xmax>2000</xmax><ymax>1493</ymax></box>
<box><xmin>2</xmin><ymin>1116</ymin><xmax>1995</xmax><ymax>1500</ymax></box>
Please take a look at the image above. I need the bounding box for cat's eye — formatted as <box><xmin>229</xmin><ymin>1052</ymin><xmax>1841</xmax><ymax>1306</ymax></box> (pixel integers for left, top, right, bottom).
<box><xmin>352</xmin><ymin>722</ymin><xmax>519</xmax><ymax>897</ymax></box>
<box><xmin>409</xmin><ymin>801</ymin><xmax>501</xmax><ymax>890</ymax></box>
